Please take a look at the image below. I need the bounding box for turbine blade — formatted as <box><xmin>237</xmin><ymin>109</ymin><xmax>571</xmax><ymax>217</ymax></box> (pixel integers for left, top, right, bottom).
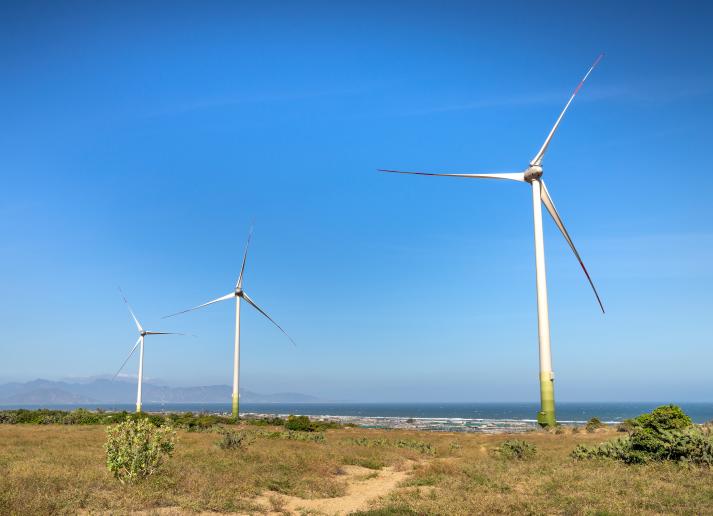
<box><xmin>379</xmin><ymin>169</ymin><xmax>525</xmax><ymax>182</ymax></box>
<box><xmin>236</xmin><ymin>225</ymin><xmax>254</xmax><ymax>289</ymax></box>
<box><xmin>113</xmin><ymin>337</ymin><xmax>141</xmax><ymax>379</ymax></box>
<box><xmin>241</xmin><ymin>291</ymin><xmax>296</xmax><ymax>346</ymax></box>
<box><xmin>163</xmin><ymin>292</ymin><xmax>235</xmax><ymax>319</ymax></box>
<box><xmin>144</xmin><ymin>331</ymin><xmax>185</xmax><ymax>335</ymax></box>
<box><xmin>531</xmin><ymin>53</ymin><xmax>604</xmax><ymax>166</ymax></box>
<box><xmin>118</xmin><ymin>287</ymin><xmax>143</xmax><ymax>333</ymax></box>
<box><xmin>540</xmin><ymin>180</ymin><xmax>604</xmax><ymax>313</ymax></box>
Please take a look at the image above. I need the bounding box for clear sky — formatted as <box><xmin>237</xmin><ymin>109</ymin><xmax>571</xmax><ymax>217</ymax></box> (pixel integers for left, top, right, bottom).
<box><xmin>1</xmin><ymin>1</ymin><xmax>712</xmax><ymax>402</ymax></box>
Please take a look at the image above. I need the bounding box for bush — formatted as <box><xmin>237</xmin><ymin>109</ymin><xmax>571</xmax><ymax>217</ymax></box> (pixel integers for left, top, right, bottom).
<box><xmin>586</xmin><ymin>417</ymin><xmax>604</xmax><ymax>433</ymax></box>
<box><xmin>496</xmin><ymin>439</ymin><xmax>537</xmax><ymax>460</ymax></box>
<box><xmin>629</xmin><ymin>405</ymin><xmax>692</xmax><ymax>432</ymax></box>
<box><xmin>283</xmin><ymin>414</ymin><xmax>343</xmax><ymax>432</ymax></box>
<box><xmin>571</xmin><ymin>405</ymin><xmax>713</xmax><ymax>467</ymax></box>
<box><xmin>285</xmin><ymin>415</ymin><xmax>313</xmax><ymax>431</ymax></box>
<box><xmin>105</xmin><ymin>419</ymin><xmax>176</xmax><ymax>483</ymax></box>
<box><xmin>244</xmin><ymin>415</ymin><xmax>285</xmax><ymax>427</ymax></box>
<box><xmin>218</xmin><ymin>429</ymin><xmax>253</xmax><ymax>450</ymax></box>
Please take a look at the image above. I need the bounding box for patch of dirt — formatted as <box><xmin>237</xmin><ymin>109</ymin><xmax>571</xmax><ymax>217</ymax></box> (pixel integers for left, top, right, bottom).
<box><xmin>254</xmin><ymin>462</ymin><xmax>416</xmax><ymax>515</ymax></box>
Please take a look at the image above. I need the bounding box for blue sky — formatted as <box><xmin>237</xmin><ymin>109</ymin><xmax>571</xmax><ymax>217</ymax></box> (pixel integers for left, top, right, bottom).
<box><xmin>1</xmin><ymin>1</ymin><xmax>712</xmax><ymax>401</ymax></box>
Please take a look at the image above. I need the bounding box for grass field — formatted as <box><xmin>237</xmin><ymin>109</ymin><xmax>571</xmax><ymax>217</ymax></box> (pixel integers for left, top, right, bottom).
<box><xmin>1</xmin><ymin>423</ymin><xmax>712</xmax><ymax>515</ymax></box>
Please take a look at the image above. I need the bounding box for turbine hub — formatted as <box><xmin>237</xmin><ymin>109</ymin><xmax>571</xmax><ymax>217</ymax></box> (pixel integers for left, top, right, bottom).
<box><xmin>235</xmin><ymin>288</ymin><xmax>243</xmax><ymax>297</ymax></box>
<box><xmin>524</xmin><ymin>165</ymin><xmax>543</xmax><ymax>182</ymax></box>
<box><xmin>140</xmin><ymin>331</ymin><xmax>147</xmax><ymax>336</ymax></box>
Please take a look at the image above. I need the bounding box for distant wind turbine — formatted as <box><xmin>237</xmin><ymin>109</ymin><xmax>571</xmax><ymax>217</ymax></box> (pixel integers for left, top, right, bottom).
<box><xmin>164</xmin><ymin>227</ymin><xmax>295</xmax><ymax>418</ymax></box>
<box><xmin>379</xmin><ymin>54</ymin><xmax>606</xmax><ymax>427</ymax></box>
<box><xmin>114</xmin><ymin>289</ymin><xmax>184</xmax><ymax>413</ymax></box>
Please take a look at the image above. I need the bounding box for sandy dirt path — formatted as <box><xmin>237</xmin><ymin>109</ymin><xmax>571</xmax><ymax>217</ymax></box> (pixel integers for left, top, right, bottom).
<box><xmin>253</xmin><ymin>462</ymin><xmax>415</xmax><ymax>515</ymax></box>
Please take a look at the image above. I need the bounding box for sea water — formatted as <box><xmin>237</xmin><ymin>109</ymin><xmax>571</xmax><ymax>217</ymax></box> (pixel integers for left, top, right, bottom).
<box><xmin>5</xmin><ymin>402</ymin><xmax>712</xmax><ymax>433</ymax></box>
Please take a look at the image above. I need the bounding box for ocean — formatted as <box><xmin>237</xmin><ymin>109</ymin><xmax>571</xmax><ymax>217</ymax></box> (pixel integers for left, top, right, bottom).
<box><xmin>4</xmin><ymin>402</ymin><xmax>712</xmax><ymax>433</ymax></box>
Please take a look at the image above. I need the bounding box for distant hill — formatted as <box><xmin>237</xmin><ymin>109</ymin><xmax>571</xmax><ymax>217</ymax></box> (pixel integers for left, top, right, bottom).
<box><xmin>0</xmin><ymin>378</ymin><xmax>321</xmax><ymax>405</ymax></box>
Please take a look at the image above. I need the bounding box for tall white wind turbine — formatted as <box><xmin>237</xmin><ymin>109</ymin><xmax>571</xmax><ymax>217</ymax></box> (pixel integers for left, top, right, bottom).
<box><xmin>164</xmin><ymin>228</ymin><xmax>295</xmax><ymax>418</ymax></box>
<box><xmin>114</xmin><ymin>289</ymin><xmax>184</xmax><ymax>413</ymax></box>
<box><xmin>379</xmin><ymin>54</ymin><xmax>606</xmax><ymax>427</ymax></box>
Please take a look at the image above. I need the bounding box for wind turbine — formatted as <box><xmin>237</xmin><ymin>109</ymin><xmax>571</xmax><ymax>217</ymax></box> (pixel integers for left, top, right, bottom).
<box><xmin>164</xmin><ymin>227</ymin><xmax>295</xmax><ymax>418</ymax></box>
<box><xmin>114</xmin><ymin>289</ymin><xmax>184</xmax><ymax>413</ymax></box>
<box><xmin>379</xmin><ymin>54</ymin><xmax>606</xmax><ymax>427</ymax></box>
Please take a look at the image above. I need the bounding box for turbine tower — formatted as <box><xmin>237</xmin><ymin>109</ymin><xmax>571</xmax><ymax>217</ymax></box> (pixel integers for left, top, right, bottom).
<box><xmin>380</xmin><ymin>54</ymin><xmax>605</xmax><ymax>427</ymax></box>
<box><xmin>114</xmin><ymin>289</ymin><xmax>184</xmax><ymax>413</ymax></box>
<box><xmin>165</xmin><ymin>227</ymin><xmax>295</xmax><ymax>418</ymax></box>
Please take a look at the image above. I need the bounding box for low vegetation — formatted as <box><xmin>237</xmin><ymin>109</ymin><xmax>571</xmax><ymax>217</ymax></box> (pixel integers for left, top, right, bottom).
<box><xmin>0</xmin><ymin>408</ymin><xmax>347</xmax><ymax>432</ymax></box>
<box><xmin>495</xmin><ymin>438</ymin><xmax>537</xmax><ymax>460</ymax></box>
<box><xmin>585</xmin><ymin>416</ymin><xmax>604</xmax><ymax>433</ymax></box>
<box><xmin>573</xmin><ymin>405</ymin><xmax>713</xmax><ymax>466</ymax></box>
<box><xmin>0</xmin><ymin>405</ymin><xmax>711</xmax><ymax>514</ymax></box>
<box><xmin>217</xmin><ymin>428</ymin><xmax>254</xmax><ymax>450</ymax></box>
<box><xmin>105</xmin><ymin>419</ymin><xmax>176</xmax><ymax>483</ymax></box>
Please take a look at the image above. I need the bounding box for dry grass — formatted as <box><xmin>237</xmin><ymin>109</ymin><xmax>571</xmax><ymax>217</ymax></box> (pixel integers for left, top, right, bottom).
<box><xmin>0</xmin><ymin>424</ymin><xmax>711</xmax><ymax>515</ymax></box>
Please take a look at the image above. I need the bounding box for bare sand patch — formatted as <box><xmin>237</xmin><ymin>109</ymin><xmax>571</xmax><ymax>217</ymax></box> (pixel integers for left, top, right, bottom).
<box><xmin>253</xmin><ymin>462</ymin><xmax>416</xmax><ymax>515</ymax></box>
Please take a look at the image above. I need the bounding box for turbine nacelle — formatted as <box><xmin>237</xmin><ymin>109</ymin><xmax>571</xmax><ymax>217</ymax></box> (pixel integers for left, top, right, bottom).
<box><xmin>234</xmin><ymin>288</ymin><xmax>243</xmax><ymax>297</ymax></box>
<box><xmin>524</xmin><ymin>165</ymin><xmax>543</xmax><ymax>182</ymax></box>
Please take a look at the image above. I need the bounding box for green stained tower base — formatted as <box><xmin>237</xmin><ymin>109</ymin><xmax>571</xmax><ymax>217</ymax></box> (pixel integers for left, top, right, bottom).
<box><xmin>537</xmin><ymin>371</ymin><xmax>556</xmax><ymax>427</ymax></box>
<box><xmin>232</xmin><ymin>393</ymin><xmax>239</xmax><ymax>419</ymax></box>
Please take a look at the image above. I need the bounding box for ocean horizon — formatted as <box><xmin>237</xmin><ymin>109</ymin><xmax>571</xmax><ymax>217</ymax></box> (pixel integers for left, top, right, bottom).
<box><xmin>4</xmin><ymin>401</ymin><xmax>712</xmax><ymax>432</ymax></box>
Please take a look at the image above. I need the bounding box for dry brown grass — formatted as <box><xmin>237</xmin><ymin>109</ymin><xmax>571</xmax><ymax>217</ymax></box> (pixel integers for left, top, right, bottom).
<box><xmin>0</xmin><ymin>424</ymin><xmax>711</xmax><ymax>515</ymax></box>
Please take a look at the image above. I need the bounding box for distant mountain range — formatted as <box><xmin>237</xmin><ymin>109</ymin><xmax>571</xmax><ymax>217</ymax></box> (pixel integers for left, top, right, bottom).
<box><xmin>0</xmin><ymin>378</ymin><xmax>321</xmax><ymax>405</ymax></box>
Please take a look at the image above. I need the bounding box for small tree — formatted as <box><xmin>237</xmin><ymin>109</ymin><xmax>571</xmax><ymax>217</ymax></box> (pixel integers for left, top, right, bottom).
<box><xmin>105</xmin><ymin>418</ymin><xmax>176</xmax><ymax>483</ymax></box>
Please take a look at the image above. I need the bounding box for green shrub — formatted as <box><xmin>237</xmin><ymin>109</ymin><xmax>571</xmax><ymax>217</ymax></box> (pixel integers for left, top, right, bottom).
<box><xmin>105</xmin><ymin>418</ymin><xmax>176</xmax><ymax>483</ymax></box>
<box><xmin>282</xmin><ymin>414</ymin><xmax>343</xmax><ymax>432</ymax></box>
<box><xmin>244</xmin><ymin>416</ymin><xmax>285</xmax><ymax>427</ymax></box>
<box><xmin>496</xmin><ymin>439</ymin><xmax>537</xmax><ymax>460</ymax></box>
<box><xmin>217</xmin><ymin>429</ymin><xmax>253</xmax><ymax>450</ymax></box>
<box><xmin>630</xmin><ymin>405</ymin><xmax>693</xmax><ymax>432</ymax></box>
<box><xmin>586</xmin><ymin>417</ymin><xmax>604</xmax><ymax>433</ymax></box>
<box><xmin>285</xmin><ymin>415</ymin><xmax>313</xmax><ymax>431</ymax></box>
<box><xmin>572</xmin><ymin>405</ymin><xmax>713</xmax><ymax>467</ymax></box>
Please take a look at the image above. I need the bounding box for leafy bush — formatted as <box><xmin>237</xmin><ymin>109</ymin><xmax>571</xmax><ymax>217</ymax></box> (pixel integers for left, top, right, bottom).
<box><xmin>217</xmin><ymin>429</ymin><xmax>253</xmax><ymax>450</ymax></box>
<box><xmin>244</xmin><ymin>415</ymin><xmax>286</xmax><ymax>427</ymax></box>
<box><xmin>572</xmin><ymin>405</ymin><xmax>713</xmax><ymax>467</ymax></box>
<box><xmin>496</xmin><ymin>439</ymin><xmax>537</xmax><ymax>460</ymax></box>
<box><xmin>105</xmin><ymin>419</ymin><xmax>176</xmax><ymax>483</ymax></box>
<box><xmin>285</xmin><ymin>415</ymin><xmax>313</xmax><ymax>431</ymax></box>
<box><xmin>586</xmin><ymin>417</ymin><xmax>604</xmax><ymax>433</ymax></box>
<box><xmin>629</xmin><ymin>404</ymin><xmax>692</xmax><ymax>432</ymax></box>
<box><xmin>282</xmin><ymin>414</ymin><xmax>343</xmax><ymax>432</ymax></box>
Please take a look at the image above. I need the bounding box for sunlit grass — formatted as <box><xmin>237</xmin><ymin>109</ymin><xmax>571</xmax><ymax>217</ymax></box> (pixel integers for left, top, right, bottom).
<box><xmin>0</xmin><ymin>424</ymin><xmax>711</xmax><ymax>514</ymax></box>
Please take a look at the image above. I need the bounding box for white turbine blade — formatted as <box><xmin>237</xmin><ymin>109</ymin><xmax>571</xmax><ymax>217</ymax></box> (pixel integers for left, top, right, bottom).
<box><xmin>118</xmin><ymin>287</ymin><xmax>143</xmax><ymax>333</ymax></box>
<box><xmin>236</xmin><ymin>225</ymin><xmax>254</xmax><ymax>289</ymax></box>
<box><xmin>163</xmin><ymin>292</ymin><xmax>235</xmax><ymax>319</ymax></box>
<box><xmin>113</xmin><ymin>337</ymin><xmax>141</xmax><ymax>379</ymax></box>
<box><xmin>540</xmin><ymin>180</ymin><xmax>604</xmax><ymax>313</ymax></box>
<box><xmin>531</xmin><ymin>53</ymin><xmax>604</xmax><ymax>166</ymax></box>
<box><xmin>379</xmin><ymin>169</ymin><xmax>525</xmax><ymax>182</ymax></box>
<box><xmin>241</xmin><ymin>291</ymin><xmax>296</xmax><ymax>346</ymax></box>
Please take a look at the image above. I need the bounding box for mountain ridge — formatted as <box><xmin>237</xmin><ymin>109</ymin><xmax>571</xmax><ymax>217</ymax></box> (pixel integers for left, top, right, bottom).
<box><xmin>0</xmin><ymin>378</ymin><xmax>322</xmax><ymax>405</ymax></box>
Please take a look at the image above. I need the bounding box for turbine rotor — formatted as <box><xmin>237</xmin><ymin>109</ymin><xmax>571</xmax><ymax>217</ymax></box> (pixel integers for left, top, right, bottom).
<box><xmin>524</xmin><ymin>165</ymin><xmax>543</xmax><ymax>182</ymax></box>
